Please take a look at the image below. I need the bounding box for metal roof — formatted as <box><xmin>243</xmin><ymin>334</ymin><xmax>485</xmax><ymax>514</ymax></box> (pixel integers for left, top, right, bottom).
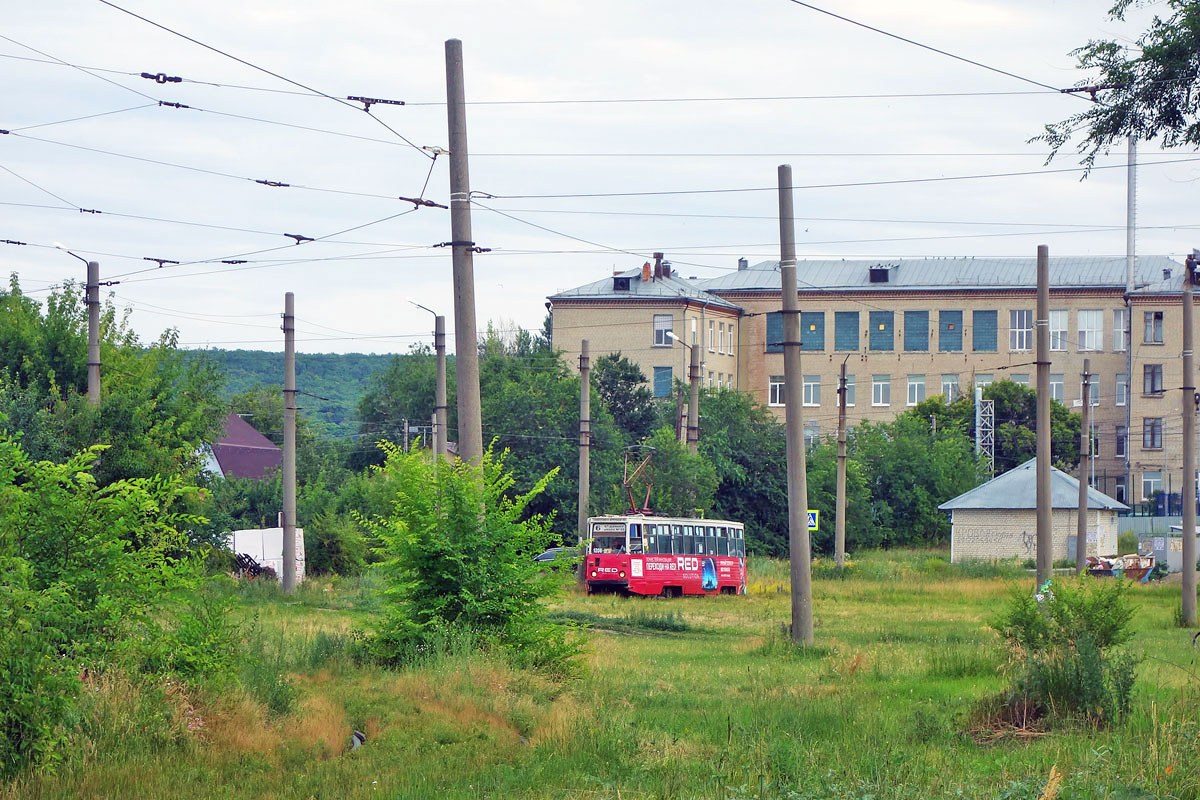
<box><xmin>210</xmin><ymin>413</ymin><xmax>282</xmax><ymax>481</ymax></box>
<box><xmin>549</xmin><ymin>267</ymin><xmax>740</xmax><ymax>310</ymax></box>
<box><xmin>938</xmin><ymin>458</ymin><xmax>1127</xmax><ymax>511</ymax></box>
<box><xmin>698</xmin><ymin>256</ymin><xmax>1185</xmax><ymax>294</ymax></box>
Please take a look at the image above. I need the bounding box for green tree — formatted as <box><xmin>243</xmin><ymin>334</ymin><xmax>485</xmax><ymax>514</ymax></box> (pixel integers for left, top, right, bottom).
<box><xmin>851</xmin><ymin>413</ymin><xmax>985</xmax><ymax>546</ymax></box>
<box><xmin>363</xmin><ymin>444</ymin><xmax>576</xmax><ymax>670</ymax></box>
<box><xmin>1037</xmin><ymin>1</ymin><xmax>1200</xmax><ymax>168</ymax></box>
<box><xmin>354</xmin><ymin>344</ymin><xmax>456</xmax><ymax>469</ymax></box>
<box><xmin>592</xmin><ymin>352</ymin><xmax>657</xmax><ymax>442</ymax></box>
<box><xmin>804</xmin><ymin>441</ymin><xmax>877</xmax><ymax>554</ymax></box>
<box><xmin>613</xmin><ymin>427</ymin><xmax>717</xmax><ymax>518</ymax></box>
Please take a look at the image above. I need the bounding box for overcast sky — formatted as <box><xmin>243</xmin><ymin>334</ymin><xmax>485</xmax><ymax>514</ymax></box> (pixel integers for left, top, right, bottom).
<box><xmin>3</xmin><ymin>0</ymin><xmax>1195</xmax><ymax>355</ymax></box>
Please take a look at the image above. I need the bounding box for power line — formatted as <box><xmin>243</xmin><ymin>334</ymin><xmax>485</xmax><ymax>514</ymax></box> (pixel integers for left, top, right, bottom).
<box><xmin>0</xmin><ymin>162</ymin><xmax>76</xmax><ymax>207</ymax></box>
<box><xmin>8</xmin><ymin>103</ymin><xmax>158</xmax><ymax>133</ymax></box>
<box><xmin>0</xmin><ymin>33</ymin><xmax>159</xmax><ymax>103</ymax></box>
<box><xmin>403</xmin><ymin>89</ymin><xmax>1056</xmax><ymax>106</ymax></box>
<box><xmin>95</xmin><ymin>0</ymin><xmax>432</xmax><ymax>159</ymax></box>
<box><xmin>476</xmin><ymin>155</ymin><xmax>1200</xmax><ymax>200</ymax></box>
<box><xmin>8</xmin><ymin>130</ymin><xmax>413</xmax><ymax>202</ymax></box>
<box><xmin>782</xmin><ymin>0</ymin><xmax>1068</xmax><ymax>95</ymax></box>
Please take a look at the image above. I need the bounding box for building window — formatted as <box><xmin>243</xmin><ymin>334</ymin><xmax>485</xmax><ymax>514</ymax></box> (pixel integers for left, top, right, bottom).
<box><xmin>1144</xmin><ymin>310</ymin><xmax>1164</xmax><ymax>344</ymax></box>
<box><xmin>653</xmin><ymin>314</ymin><xmax>673</xmax><ymax>347</ymax></box>
<box><xmin>845</xmin><ymin>374</ymin><xmax>856</xmax><ymax>406</ymax></box>
<box><xmin>1084</xmin><ymin>376</ymin><xmax>1100</xmax><ymax>407</ymax></box>
<box><xmin>653</xmin><ymin>366</ymin><xmax>672</xmax><ymax>397</ymax></box>
<box><xmin>1077</xmin><ymin>309</ymin><xmax>1103</xmax><ymax>351</ymax></box>
<box><xmin>718</xmin><ymin>323</ymin><xmax>726</xmax><ymax>354</ymax></box>
<box><xmin>941</xmin><ymin>373</ymin><xmax>959</xmax><ymax>401</ymax></box>
<box><xmin>728</xmin><ymin>323</ymin><xmax>736</xmax><ymax>353</ymax></box>
<box><xmin>1116</xmin><ymin>373</ymin><xmax>1128</xmax><ymax>406</ymax></box>
<box><xmin>1049</xmin><ymin>309</ymin><xmax>1068</xmax><ymax>351</ymax></box>
<box><xmin>803</xmin><ymin>375</ymin><xmax>821</xmax><ymax>406</ymax></box>
<box><xmin>804</xmin><ymin>421</ymin><xmax>821</xmax><ymax>449</ymax></box>
<box><xmin>869</xmin><ymin>311</ymin><xmax>894</xmax><ymax>351</ymax></box>
<box><xmin>872</xmin><ymin>374</ymin><xmax>891</xmax><ymax>406</ymax></box>
<box><xmin>1142</xmin><ymin>470</ymin><xmax>1162</xmax><ymax>501</ymax></box>
<box><xmin>1115</xmin><ymin>425</ymin><xmax>1127</xmax><ymax>458</ymax></box>
<box><xmin>1114</xmin><ymin>308</ymin><xmax>1128</xmax><ymax>352</ymax></box>
<box><xmin>1009</xmin><ymin>309</ymin><xmax>1033</xmax><ymax>351</ymax></box>
<box><xmin>718</xmin><ymin>372</ymin><xmax>724</xmax><ymax>387</ymax></box>
<box><xmin>1144</xmin><ymin>364</ymin><xmax>1164</xmax><ymax>395</ymax></box>
<box><xmin>1115</xmin><ymin>479</ymin><xmax>1127</xmax><ymax>504</ymax></box>
<box><xmin>1142</xmin><ymin>419</ymin><xmax>1161</xmax><ymax>450</ymax></box>
<box><xmin>903</xmin><ymin>310</ymin><xmax>929</xmax><ymax>352</ymax></box>
<box><xmin>800</xmin><ymin>312</ymin><xmax>824</xmax><ymax>351</ymax></box>
<box><xmin>765</xmin><ymin>312</ymin><xmax>782</xmax><ymax>353</ymax></box>
<box><xmin>1090</xmin><ymin>426</ymin><xmax>1099</xmax><ymax>457</ymax></box>
<box><xmin>691</xmin><ymin>318</ymin><xmax>698</xmax><ymax>346</ymax></box>
<box><xmin>708</xmin><ymin>320</ymin><xmax>715</xmax><ymax>352</ymax></box>
<box><xmin>834</xmin><ymin>311</ymin><xmax>859</xmax><ymax>351</ymax></box>
<box><xmin>707</xmin><ymin>370</ymin><xmax>714</xmax><ymax>387</ymax></box>
<box><xmin>975</xmin><ymin>374</ymin><xmax>993</xmax><ymax>392</ymax></box>
<box><xmin>768</xmin><ymin>376</ymin><xmax>785</xmax><ymax>406</ymax></box>
<box><xmin>907</xmin><ymin>374</ymin><xmax>926</xmax><ymax>406</ymax></box>
<box><xmin>939</xmin><ymin>310</ymin><xmax>962</xmax><ymax>352</ymax></box>
<box><xmin>1011</xmin><ymin>373</ymin><xmax>1030</xmax><ymax>387</ymax></box>
<box><xmin>1050</xmin><ymin>373</ymin><xmax>1064</xmax><ymax>402</ymax></box>
<box><xmin>972</xmin><ymin>309</ymin><xmax>998</xmax><ymax>352</ymax></box>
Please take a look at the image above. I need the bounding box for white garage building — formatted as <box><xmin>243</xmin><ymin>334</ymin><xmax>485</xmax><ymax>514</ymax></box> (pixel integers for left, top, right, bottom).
<box><xmin>939</xmin><ymin>458</ymin><xmax>1128</xmax><ymax>563</ymax></box>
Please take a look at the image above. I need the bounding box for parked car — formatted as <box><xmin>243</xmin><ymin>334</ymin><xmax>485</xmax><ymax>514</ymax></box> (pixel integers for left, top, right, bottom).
<box><xmin>533</xmin><ymin>546</ymin><xmax>579</xmax><ymax>573</ymax></box>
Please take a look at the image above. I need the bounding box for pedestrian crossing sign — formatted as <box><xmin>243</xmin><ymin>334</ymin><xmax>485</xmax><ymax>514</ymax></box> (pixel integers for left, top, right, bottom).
<box><xmin>807</xmin><ymin>510</ymin><xmax>819</xmax><ymax>531</ymax></box>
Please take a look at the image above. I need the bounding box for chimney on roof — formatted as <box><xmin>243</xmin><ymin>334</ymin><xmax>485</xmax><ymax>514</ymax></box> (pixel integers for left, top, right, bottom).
<box><xmin>642</xmin><ymin>261</ymin><xmax>651</xmax><ymax>282</ymax></box>
<box><xmin>653</xmin><ymin>252</ymin><xmax>664</xmax><ymax>280</ymax></box>
<box><xmin>662</xmin><ymin>260</ymin><xmax>671</xmax><ymax>278</ymax></box>
<box><xmin>737</xmin><ymin>257</ymin><xmax>748</xmax><ymax>271</ymax></box>
<box><xmin>1164</xmin><ymin>268</ymin><xmax>1173</xmax><ymax>281</ymax></box>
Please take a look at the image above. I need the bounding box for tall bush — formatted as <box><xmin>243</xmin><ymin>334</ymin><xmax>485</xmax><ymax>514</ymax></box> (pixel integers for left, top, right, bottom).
<box><xmin>992</xmin><ymin>578</ymin><xmax>1139</xmax><ymax>727</ymax></box>
<box><xmin>361</xmin><ymin>444</ymin><xmax>577</xmax><ymax>671</ymax></box>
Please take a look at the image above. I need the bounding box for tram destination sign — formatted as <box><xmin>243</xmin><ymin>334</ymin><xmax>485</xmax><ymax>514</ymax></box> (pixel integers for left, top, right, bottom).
<box><xmin>591</xmin><ymin>522</ymin><xmax>626</xmax><ymax>533</ymax></box>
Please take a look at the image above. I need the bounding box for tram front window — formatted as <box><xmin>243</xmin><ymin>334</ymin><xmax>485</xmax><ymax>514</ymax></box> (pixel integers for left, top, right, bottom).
<box><xmin>591</xmin><ymin>536</ymin><xmax>625</xmax><ymax>554</ymax></box>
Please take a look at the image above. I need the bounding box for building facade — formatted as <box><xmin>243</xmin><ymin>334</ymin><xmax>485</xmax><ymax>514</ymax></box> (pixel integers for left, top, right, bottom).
<box><xmin>549</xmin><ymin>254</ymin><xmax>1198</xmax><ymax>509</ymax></box>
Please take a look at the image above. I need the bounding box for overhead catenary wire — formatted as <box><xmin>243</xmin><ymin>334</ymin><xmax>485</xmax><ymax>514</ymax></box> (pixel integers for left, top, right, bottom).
<box><xmin>94</xmin><ymin>0</ymin><xmax>433</xmax><ymax>159</ymax></box>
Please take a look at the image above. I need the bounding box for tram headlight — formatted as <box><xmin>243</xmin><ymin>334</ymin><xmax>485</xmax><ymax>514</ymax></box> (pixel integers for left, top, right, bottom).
<box><xmin>590</xmin><ymin>570</ymin><xmax>597</xmax><ymax>578</ymax></box>
<box><xmin>619</xmin><ymin>570</ymin><xmax>626</xmax><ymax>578</ymax></box>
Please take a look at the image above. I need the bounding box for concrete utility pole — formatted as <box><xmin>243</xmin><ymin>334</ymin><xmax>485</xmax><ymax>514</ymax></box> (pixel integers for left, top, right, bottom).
<box><xmin>1035</xmin><ymin>245</ymin><xmax>1052</xmax><ymax>590</ymax></box>
<box><xmin>687</xmin><ymin>342</ymin><xmax>701</xmax><ymax>454</ymax></box>
<box><xmin>282</xmin><ymin>292</ymin><xmax>297</xmax><ymax>594</ymax></box>
<box><xmin>445</xmin><ymin>38</ymin><xmax>483</xmax><ymax>465</ymax></box>
<box><xmin>1125</xmin><ymin>136</ymin><xmax>1137</xmax><ymax>515</ymax></box>
<box><xmin>577</xmin><ymin>339</ymin><xmax>591</xmax><ymax>591</ymax></box>
<box><xmin>1077</xmin><ymin>358</ymin><xmax>1091</xmax><ymax>575</ymax></box>
<box><xmin>778</xmin><ymin>164</ymin><xmax>813</xmax><ymax>645</ymax></box>
<box><xmin>835</xmin><ymin>359</ymin><xmax>848</xmax><ymax>569</ymax></box>
<box><xmin>86</xmin><ymin>260</ymin><xmax>101</xmax><ymax>405</ymax></box>
<box><xmin>434</xmin><ymin>315</ymin><xmax>448</xmax><ymax>461</ymax></box>
<box><xmin>1183</xmin><ymin>253</ymin><xmax>1197</xmax><ymax>626</ymax></box>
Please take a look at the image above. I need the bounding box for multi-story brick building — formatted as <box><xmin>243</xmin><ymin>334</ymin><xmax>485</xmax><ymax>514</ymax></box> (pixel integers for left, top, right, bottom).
<box><xmin>548</xmin><ymin>253</ymin><xmax>1196</xmax><ymax>509</ymax></box>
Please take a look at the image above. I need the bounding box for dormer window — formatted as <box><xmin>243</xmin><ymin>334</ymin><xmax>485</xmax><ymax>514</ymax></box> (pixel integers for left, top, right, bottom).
<box><xmin>613</xmin><ymin>277</ymin><xmax>631</xmax><ymax>291</ymax></box>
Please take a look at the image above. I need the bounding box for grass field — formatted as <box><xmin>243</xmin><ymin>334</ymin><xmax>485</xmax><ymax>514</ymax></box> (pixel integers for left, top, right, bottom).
<box><xmin>5</xmin><ymin>550</ymin><xmax>1198</xmax><ymax>800</ymax></box>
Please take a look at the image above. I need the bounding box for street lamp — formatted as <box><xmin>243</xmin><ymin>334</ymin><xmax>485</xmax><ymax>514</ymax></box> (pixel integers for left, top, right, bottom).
<box><xmin>408</xmin><ymin>298</ymin><xmax>447</xmax><ymax>460</ymax></box>
<box><xmin>665</xmin><ymin>331</ymin><xmax>700</xmax><ymax>454</ymax></box>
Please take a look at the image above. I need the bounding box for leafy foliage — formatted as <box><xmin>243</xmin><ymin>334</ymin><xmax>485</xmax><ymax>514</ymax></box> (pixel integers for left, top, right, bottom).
<box><xmin>0</xmin><ymin>425</ymin><xmax>218</xmax><ymax>776</ymax></box>
<box><xmin>1036</xmin><ymin>1</ymin><xmax>1200</xmax><ymax>168</ymax></box>
<box><xmin>992</xmin><ymin>578</ymin><xmax>1139</xmax><ymax>727</ymax></box>
<box><xmin>362</xmin><ymin>444</ymin><xmax>578</xmax><ymax>671</ymax></box>
<box><xmin>591</xmin><ymin>352</ymin><xmax>657</xmax><ymax>442</ymax></box>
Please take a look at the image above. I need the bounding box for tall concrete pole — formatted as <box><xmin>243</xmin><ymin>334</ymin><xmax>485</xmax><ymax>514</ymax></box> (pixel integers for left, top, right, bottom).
<box><xmin>687</xmin><ymin>342</ymin><xmax>701</xmax><ymax>455</ymax></box>
<box><xmin>1182</xmin><ymin>256</ymin><xmax>1196</xmax><ymax>626</ymax></box>
<box><xmin>577</xmin><ymin>339</ymin><xmax>591</xmax><ymax>591</ymax></box>
<box><xmin>86</xmin><ymin>261</ymin><xmax>100</xmax><ymax>405</ymax></box>
<box><xmin>778</xmin><ymin>164</ymin><xmax>813</xmax><ymax>645</ymax></box>
<box><xmin>282</xmin><ymin>292</ymin><xmax>297</xmax><ymax>594</ymax></box>
<box><xmin>434</xmin><ymin>314</ymin><xmax>448</xmax><ymax>461</ymax></box>
<box><xmin>1125</xmin><ymin>136</ymin><xmax>1137</xmax><ymax>512</ymax></box>
<box><xmin>445</xmin><ymin>39</ymin><xmax>482</xmax><ymax>465</ymax></box>
<box><xmin>1077</xmin><ymin>358</ymin><xmax>1091</xmax><ymax>575</ymax></box>
<box><xmin>1036</xmin><ymin>245</ymin><xmax>1052</xmax><ymax>590</ymax></box>
<box><xmin>835</xmin><ymin>360</ymin><xmax>848</xmax><ymax>569</ymax></box>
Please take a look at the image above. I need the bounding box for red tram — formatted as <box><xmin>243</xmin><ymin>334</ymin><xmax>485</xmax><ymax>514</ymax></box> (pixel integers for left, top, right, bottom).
<box><xmin>585</xmin><ymin>514</ymin><xmax>746</xmax><ymax>597</ymax></box>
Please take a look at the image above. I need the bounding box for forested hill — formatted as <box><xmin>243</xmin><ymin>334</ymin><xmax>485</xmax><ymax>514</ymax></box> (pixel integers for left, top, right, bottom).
<box><xmin>184</xmin><ymin>349</ymin><xmax>396</xmax><ymax>435</ymax></box>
